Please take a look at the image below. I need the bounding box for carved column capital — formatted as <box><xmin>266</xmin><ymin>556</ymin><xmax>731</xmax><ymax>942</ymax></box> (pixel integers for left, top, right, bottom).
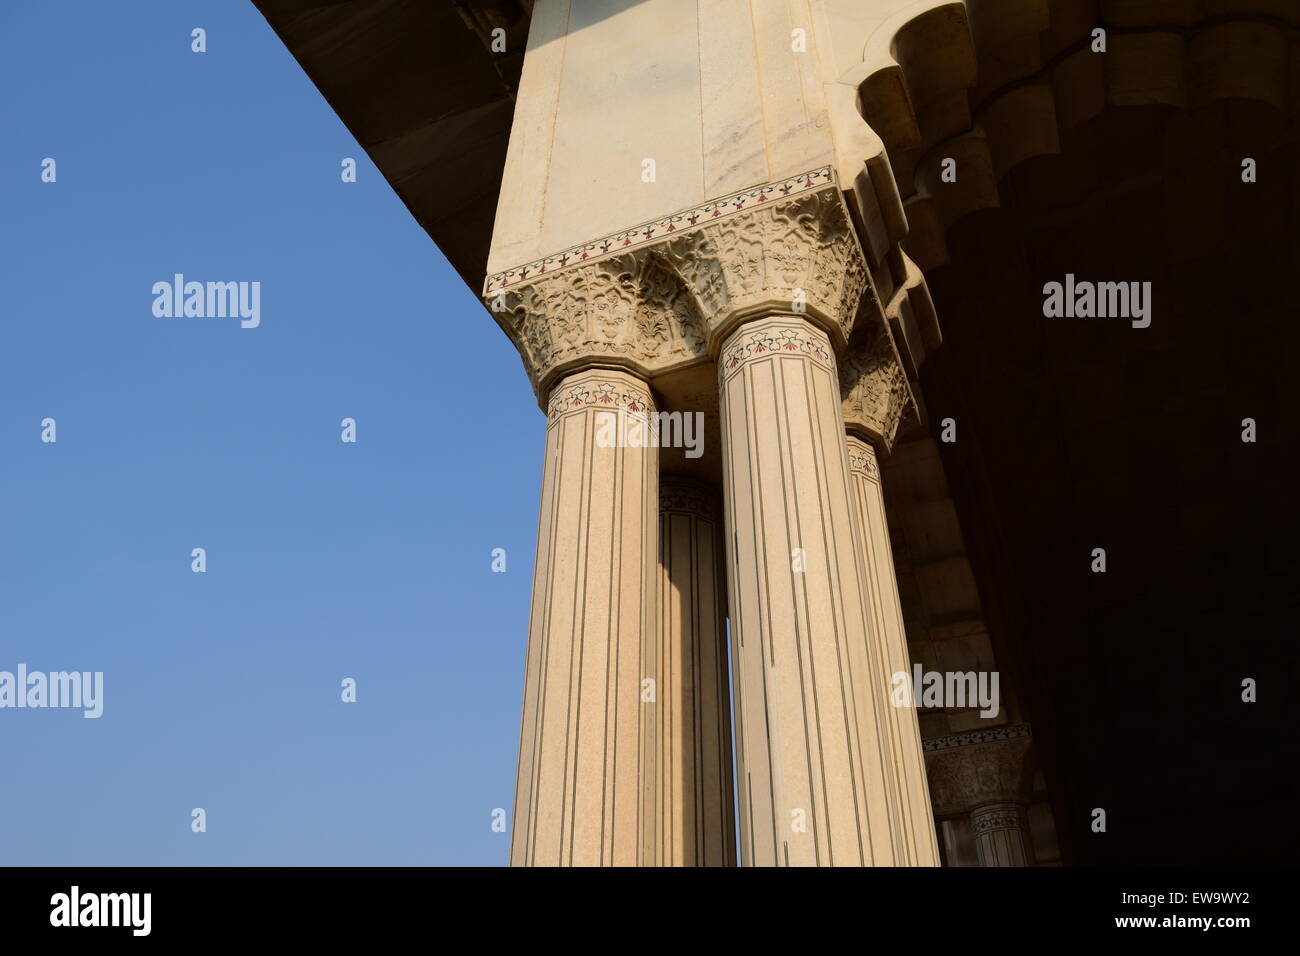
<box><xmin>659</xmin><ymin>477</ymin><xmax>718</xmax><ymax>520</ymax></box>
<box><xmin>655</xmin><ymin>184</ymin><xmax>872</xmax><ymax>354</ymax></box>
<box><xmin>483</xmin><ymin>168</ymin><xmax>881</xmax><ymax>404</ymax></box>
<box><xmin>840</xmin><ymin>323</ymin><xmax>916</xmax><ymax>454</ymax></box>
<box><xmin>922</xmin><ymin>724</ymin><xmax>1035</xmax><ymax>818</ymax></box>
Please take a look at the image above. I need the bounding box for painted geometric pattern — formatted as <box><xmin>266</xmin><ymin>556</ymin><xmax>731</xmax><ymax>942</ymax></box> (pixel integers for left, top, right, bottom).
<box><xmin>923</xmin><ymin>723</ymin><xmax>1032</xmax><ymax>753</ymax></box>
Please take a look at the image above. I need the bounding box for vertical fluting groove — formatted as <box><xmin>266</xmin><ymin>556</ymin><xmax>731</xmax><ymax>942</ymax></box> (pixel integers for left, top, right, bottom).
<box><xmin>755</xmin><ymin>362</ymin><xmax>779</xmax><ymax>867</ymax></box>
<box><xmin>660</xmin><ymin>507</ymin><xmax>672</xmax><ymax>865</ymax></box>
<box><xmin>531</xmin><ymin>427</ymin><xmax>567</xmax><ymax>866</ymax></box>
<box><xmin>566</xmin><ymin>413</ymin><xmax>590</xmax><ymax>865</ymax></box>
<box><xmin>662</xmin><ymin>515</ymin><xmax>671</xmax><ymax>864</ymax></box>
<box><xmin>646</xmin><ymin>439</ymin><xmax>659</xmax><ymax>865</ymax></box>
<box><xmin>720</xmin><ymin>385</ymin><xmax>755</xmax><ymax>866</ymax></box>
<box><xmin>736</xmin><ymin>353</ymin><xmax>770</xmax><ymax>863</ymax></box>
<box><xmin>842</xmin><ymin>476</ymin><xmax>883</xmax><ymax>863</ymax></box>
<box><xmin>606</xmin><ymin>425</ymin><xmax>620</xmax><ymax>866</ymax></box>
<box><xmin>744</xmin><ymin>362</ymin><xmax>779</xmax><ymax>864</ymax></box>
<box><xmin>714</xmin><ymin>509</ymin><xmax>735</xmax><ymax>866</ymax></box>
<box><xmin>657</xmin><ymin>478</ymin><xmax>737</xmax><ymax>865</ymax></box>
<box><xmin>802</xmin><ymin>353</ymin><xmax>868</xmax><ymax>865</ymax></box>
<box><xmin>783</xmin><ymin>356</ymin><xmax>832</xmax><ymax>865</ymax></box>
<box><xmin>692</xmin><ymin>514</ymin><xmax>702</xmax><ymax>864</ymax></box>
<box><xmin>516</xmin><ymin>425</ymin><xmax>563</xmax><ymax>866</ymax></box>
<box><xmin>694</xmin><ymin>510</ymin><xmax>703</xmax><ymax>863</ymax></box>
<box><xmin>857</xmin><ymin>461</ymin><xmax>912</xmax><ymax>859</ymax></box>
<box><xmin>806</xmin><ymin>356</ymin><xmax>868</xmax><ymax>863</ymax></box>
<box><xmin>767</xmin><ymin>358</ymin><xmax>818</xmax><ymax>865</ymax></box>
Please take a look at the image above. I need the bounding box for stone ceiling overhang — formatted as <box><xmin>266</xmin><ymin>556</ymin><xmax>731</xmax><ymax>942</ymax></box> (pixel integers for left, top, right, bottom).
<box><xmin>250</xmin><ymin>1</ymin><xmax>533</xmax><ymax>292</ymax></box>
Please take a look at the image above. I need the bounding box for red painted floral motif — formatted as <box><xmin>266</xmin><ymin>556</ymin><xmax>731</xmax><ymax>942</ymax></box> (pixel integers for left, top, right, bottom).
<box><xmin>721</xmin><ymin>326</ymin><xmax>831</xmax><ymax>372</ymax></box>
<box><xmin>547</xmin><ymin>379</ymin><xmax>655</xmax><ymax>421</ymax></box>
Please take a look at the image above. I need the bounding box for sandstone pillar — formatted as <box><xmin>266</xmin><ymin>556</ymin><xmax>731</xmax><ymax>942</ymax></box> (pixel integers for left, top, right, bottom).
<box><xmin>653</xmin><ymin>478</ymin><xmax>736</xmax><ymax>866</ymax></box>
<box><xmin>510</xmin><ymin>368</ymin><xmax>658</xmax><ymax>867</ymax></box>
<box><xmin>971</xmin><ymin>802</ymin><xmax>1034</xmax><ymax>867</ymax></box>
<box><xmin>844</xmin><ymin>435</ymin><xmax>942</xmax><ymax>866</ymax></box>
<box><xmin>492</xmin><ymin>170</ymin><xmax>931</xmax><ymax>866</ymax></box>
<box><xmin>719</xmin><ymin>314</ymin><xmax>904</xmax><ymax>866</ymax></box>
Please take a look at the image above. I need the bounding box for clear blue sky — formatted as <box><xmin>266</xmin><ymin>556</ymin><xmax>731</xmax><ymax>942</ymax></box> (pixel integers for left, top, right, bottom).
<box><xmin>0</xmin><ymin>1</ymin><xmax>540</xmax><ymax>865</ymax></box>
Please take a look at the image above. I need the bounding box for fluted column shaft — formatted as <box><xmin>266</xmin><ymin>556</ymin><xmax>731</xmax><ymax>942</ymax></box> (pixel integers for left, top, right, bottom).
<box><xmin>718</xmin><ymin>314</ymin><xmax>901</xmax><ymax>866</ymax></box>
<box><xmin>845</xmin><ymin>435</ymin><xmax>941</xmax><ymax>865</ymax></box>
<box><xmin>511</xmin><ymin>369</ymin><xmax>658</xmax><ymax>866</ymax></box>
<box><xmin>971</xmin><ymin>802</ymin><xmax>1033</xmax><ymax>866</ymax></box>
<box><xmin>654</xmin><ymin>479</ymin><xmax>737</xmax><ymax>866</ymax></box>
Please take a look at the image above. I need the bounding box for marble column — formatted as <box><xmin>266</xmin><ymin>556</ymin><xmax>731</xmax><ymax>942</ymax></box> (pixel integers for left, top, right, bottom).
<box><xmin>845</xmin><ymin>435</ymin><xmax>941</xmax><ymax>866</ymax></box>
<box><xmin>718</xmin><ymin>314</ymin><xmax>905</xmax><ymax>866</ymax></box>
<box><xmin>653</xmin><ymin>478</ymin><xmax>736</xmax><ymax>866</ymax></box>
<box><xmin>971</xmin><ymin>802</ymin><xmax>1033</xmax><ymax>867</ymax></box>
<box><xmin>510</xmin><ymin>368</ymin><xmax>658</xmax><ymax>867</ymax></box>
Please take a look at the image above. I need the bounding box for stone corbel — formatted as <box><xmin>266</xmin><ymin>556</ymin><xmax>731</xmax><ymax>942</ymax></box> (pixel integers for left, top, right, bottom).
<box><xmin>840</xmin><ymin>320</ymin><xmax>916</xmax><ymax>454</ymax></box>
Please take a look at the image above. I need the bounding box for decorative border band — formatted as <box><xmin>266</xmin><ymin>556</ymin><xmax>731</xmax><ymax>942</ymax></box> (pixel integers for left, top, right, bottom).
<box><xmin>922</xmin><ymin>722</ymin><xmax>1032</xmax><ymax>754</ymax></box>
<box><xmin>546</xmin><ymin>373</ymin><xmax>655</xmax><ymax>422</ymax></box>
<box><xmin>719</xmin><ymin>319</ymin><xmax>833</xmax><ymax>378</ymax></box>
<box><xmin>970</xmin><ymin>806</ymin><xmax>1026</xmax><ymax>833</ymax></box>
<box><xmin>483</xmin><ymin>166</ymin><xmax>836</xmax><ymax>295</ymax></box>
<box><xmin>846</xmin><ymin>437</ymin><xmax>880</xmax><ymax>479</ymax></box>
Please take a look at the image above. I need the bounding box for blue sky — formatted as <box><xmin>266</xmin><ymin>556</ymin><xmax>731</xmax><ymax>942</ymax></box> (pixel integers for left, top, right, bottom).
<box><xmin>0</xmin><ymin>1</ymin><xmax>539</xmax><ymax>865</ymax></box>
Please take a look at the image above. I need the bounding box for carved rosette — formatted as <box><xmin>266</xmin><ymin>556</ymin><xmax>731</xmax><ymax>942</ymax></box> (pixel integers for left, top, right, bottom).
<box><xmin>840</xmin><ymin>322</ymin><xmax>916</xmax><ymax>453</ymax></box>
<box><xmin>485</xmin><ymin>174</ymin><xmax>878</xmax><ymax>404</ymax></box>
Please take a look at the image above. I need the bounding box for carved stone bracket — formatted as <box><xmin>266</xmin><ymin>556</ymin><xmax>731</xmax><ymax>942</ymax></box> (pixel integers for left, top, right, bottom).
<box><xmin>840</xmin><ymin>320</ymin><xmax>916</xmax><ymax>453</ymax></box>
<box><xmin>484</xmin><ymin>171</ymin><xmax>882</xmax><ymax>406</ymax></box>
